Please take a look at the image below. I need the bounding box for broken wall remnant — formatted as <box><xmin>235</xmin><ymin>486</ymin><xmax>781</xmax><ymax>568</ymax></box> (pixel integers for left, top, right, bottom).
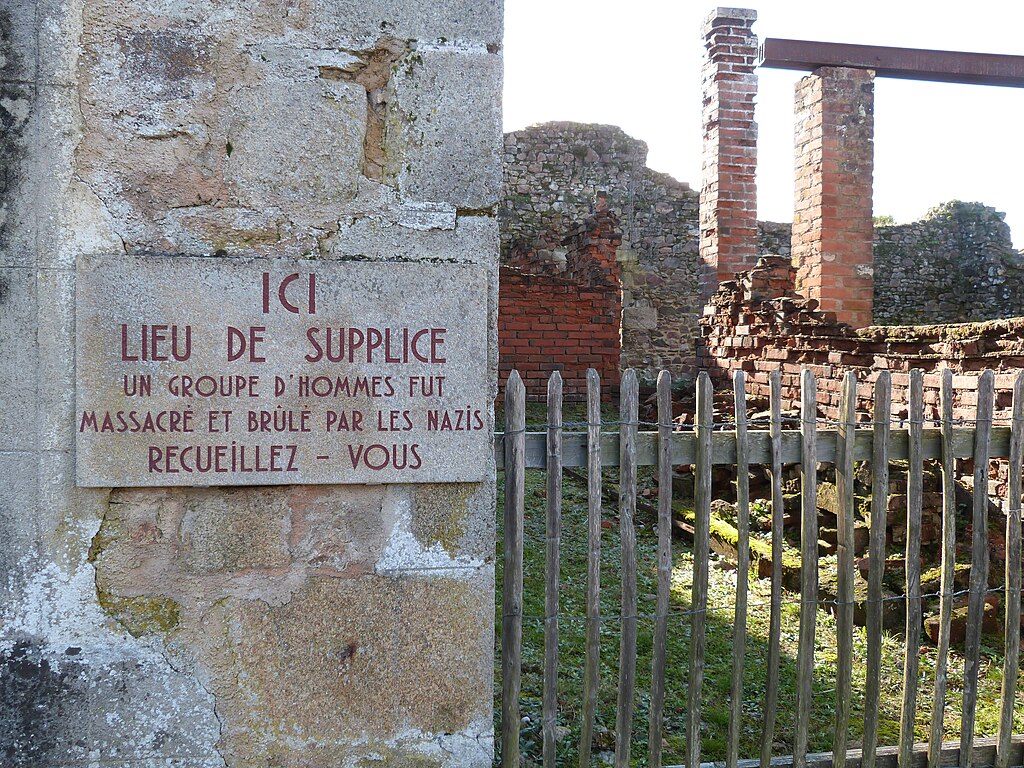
<box><xmin>500</xmin><ymin>121</ymin><xmax>1024</xmax><ymax>383</ymax></box>
<box><xmin>699</xmin><ymin>7</ymin><xmax>760</xmax><ymax>297</ymax></box>
<box><xmin>874</xmin><ymin>201</ymin><xmax>1024</xmax><ymax>324</ymax></box>
<box><xmin>698</xmin><ymin>256</ymin><xmax>1024</xmax><ymax>426</ymax></box>
<box><xmin>0</xmin><ymin>0</ymin><xmax>502</xmax><ymax>765</ymax></box>
<box><xmin>499</xmin><ymin>197</ymin><xmax>622</xmax><ymax>400</ymax></box>
<box><xmin>501</xmin><ymin>122</ymin><xmax>703</xmax><ymax>381</ymax></box>
<box><xmin>792</xmin><ymin>66</ymin><xmax>876</xmax><ymax>328</ymax></box>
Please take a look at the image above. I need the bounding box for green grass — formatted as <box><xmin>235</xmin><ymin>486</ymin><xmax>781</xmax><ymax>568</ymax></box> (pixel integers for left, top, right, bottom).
<box><xmin>495</xmin><ymin>466</ymin><xmax>1024</xmax><ymax>767</ymax></box>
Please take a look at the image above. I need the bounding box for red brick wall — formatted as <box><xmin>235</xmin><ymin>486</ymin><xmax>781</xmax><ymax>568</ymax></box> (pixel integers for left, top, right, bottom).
<box><xmin>699</xmin><ymin>7</ymin><xmax>759</xmax><ymax>297</ymax></box>
<box><xmin>792</xmin><ymin>67</ymin><xmax>875</xmax><ymax>328</ymax></box>
<box><xmin>698</xmin><ymin>256</ymin><xmax>1024</xmax><ymax>422</ymax></box>
<box><xmin>499</xmin><ymin>203</ymin><xmax>622</xmax><ymax>400</ymax></box>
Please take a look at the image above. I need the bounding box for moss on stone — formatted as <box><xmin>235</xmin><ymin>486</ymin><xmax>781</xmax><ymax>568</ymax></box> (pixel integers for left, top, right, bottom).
<box><xmin>89</xmin><ymin>504</ymin><xmax>180</xmax><ymax>638</ymax></box>
<box><xmin>678</xmin><ymin>504</ymin><xmax>802</xmax><ymax>571</ymax></box>
<box><xmin>86</xmin><ymin>508</ymin><xmax>121</xmax><ymax>565</ymax></box>
<box><xmin>96</xmin><ymin>591</ymin><xmax>181</xmax><ymax>638</ymax></box>
<box><xmin>357</xmin><ymin>751</ymin><xmax>441</xmax><ymax>768</ymax></box>
<box><xmin>412</xmin><ymin>484</ymin><xmax>472</xmax><ymax>557</ymax></box>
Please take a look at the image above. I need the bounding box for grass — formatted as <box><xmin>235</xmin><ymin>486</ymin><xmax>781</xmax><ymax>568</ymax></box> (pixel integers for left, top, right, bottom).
<box><xmin>495</xmin><ymin>463</ymin><xmax>1024</xmax><ymax>767</ymax></box>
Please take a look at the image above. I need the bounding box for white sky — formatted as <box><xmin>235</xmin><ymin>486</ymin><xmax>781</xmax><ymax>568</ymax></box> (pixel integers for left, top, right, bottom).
<box><xmin>503</xmin><ymin>0</ymin><xmax>1024</xmax><ymax>247</ymax></box>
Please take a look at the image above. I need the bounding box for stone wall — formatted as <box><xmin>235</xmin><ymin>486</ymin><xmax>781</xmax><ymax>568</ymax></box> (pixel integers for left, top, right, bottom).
<box><xmin>501</xmin><ymin>121</ymin><xmax>1024</xmax><ymax>380</ymax></box>
<box><xmin>874</xmin><ymin>201</ymin><xmax>1024</xmax><ymax>325</ymax></box>
<box><xmin>0</xmin><ymin>1</ymin><xmax>502</xmax><ymax>766</ymax></box>
<box><xmin>501</xmin><ymin>122</ymin><xmax>701</xmax><ymax>382</ymax></box>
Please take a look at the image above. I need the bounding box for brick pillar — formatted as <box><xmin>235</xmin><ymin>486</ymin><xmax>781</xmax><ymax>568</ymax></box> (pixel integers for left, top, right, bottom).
<box><xmin>792</xmin><ymin>66</ymin><xmax>875</xmax><ymax>328</ymax></box>
<box><xmin>700</xmin><ymin>7</ymin><xmax>759</xmax><ymax>298</ymax></box>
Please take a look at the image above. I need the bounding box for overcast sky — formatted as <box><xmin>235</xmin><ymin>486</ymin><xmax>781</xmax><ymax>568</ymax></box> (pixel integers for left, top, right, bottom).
<box><xmin>503</xmin><ymin>0</ymin><xmax>1024</xmax><ymax>246</ymax></box>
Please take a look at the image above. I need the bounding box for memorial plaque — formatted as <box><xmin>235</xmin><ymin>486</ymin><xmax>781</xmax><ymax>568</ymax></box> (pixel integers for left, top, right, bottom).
<box><xmin>75</xmin><ymin>255</ymin><xmax>489</xmax><ymax>487</ymax></box>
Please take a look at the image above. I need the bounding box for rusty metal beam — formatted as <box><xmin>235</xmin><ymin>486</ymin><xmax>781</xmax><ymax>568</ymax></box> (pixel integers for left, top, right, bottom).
<box><xmin>759</xmin><ymin>38</ymin><xmax>1024</xmax><ymax>88</ymax></box>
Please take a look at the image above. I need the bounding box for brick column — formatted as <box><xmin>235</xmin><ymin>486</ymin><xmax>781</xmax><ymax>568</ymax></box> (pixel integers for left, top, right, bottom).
<box><xmin>792</xmin><ymin>66</ymin><xmax>875</xmax><ymax>328</ymax></box>
<box><xmin>700</xmin><ymin>7</ymin><xmax>759</xmax><ymax>297</ymax></box>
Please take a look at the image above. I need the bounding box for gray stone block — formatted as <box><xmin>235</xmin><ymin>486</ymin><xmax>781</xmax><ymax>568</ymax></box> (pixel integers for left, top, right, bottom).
<box><xmin>412</xmin><ymin>477</ymin><xmax>496</xmax><ymax>565</ymax></box>
<box><xmin>0</xmin><ymin>451</ymin><xmax>40</xmax><ymax>596</ymax></box>
<box><xmin>1</xmin><ymin>0</ymin><xmax>78</xmax><ymax>87</ymax></box>
<box><xmin>0</xmin><ymin>80</ymin><xmax>37</xmax><ymax>268</ymax></box>
<box><xmin>623</xmin><ymin>306</ymin><xmax>659</xmax><ymax>330</ymax></box>
<box><xmin>391</xmin><ymin>49</ymin><xmax>503</xmax><ymax>209</ymax></box>
<box><xmin>0</xmin><ymin>640</ymin><xmax>221</xmax><ymax>766</ymax></box>
<box><xmin>303</xmin><ymin>0</ymin><xmax>502</xmax><ymax>47</ymax></box>
<box><xmin>0</xmin><ymin>269</ymin><xmax>38</xmax><ymax>450</ymax></box>
<box><xmin>329</xmin><ymin>211</ymin><xmax>499</xmax><ymax>266</ymax></box>
<box><xmin>37</xmin><ymin>269</ymin><xmax>75</xmax><ymax>450</ymax></box>
<box><xmin>223</xmin><ymin>78</ymin><xmax>366</xmax><ymax>223</ymax></box>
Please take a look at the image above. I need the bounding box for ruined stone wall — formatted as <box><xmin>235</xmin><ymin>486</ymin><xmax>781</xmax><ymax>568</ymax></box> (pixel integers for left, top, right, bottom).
<box><xmin>499</xmin><ymin>205</ymin><xmax>622</xmax><ymax>400</ymax></box>
<box><xmin>0</xmin><ymin>1</ymin><xmax>501</xmax><ymax>765</ymax></box>
<box><xmin>758</xmin><ymin>220</ymin><xmax>793</xmax><ymax>257</ymax></box>
<box><xmin>501</xmin><ymin>122</ymin><xmax>701</xmax><ymax>382</ymax></box>
<box><xmin>874</xmin><ymin>201</ymin><xmax>1024</xmax><ymax>325</ymax></box>
<box><xmin>501</xmin><ymin>124</ymin><xmax>1024</xmax><ymax>380</ymax></box>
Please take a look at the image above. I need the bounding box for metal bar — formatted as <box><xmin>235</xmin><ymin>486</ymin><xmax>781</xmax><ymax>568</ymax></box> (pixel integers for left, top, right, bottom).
<box><xmin>542</xmin><ymin>372</ymin><xmax>562</xmax><ymax>768</ymax></box>
<box><xmin>759</xmin><ymin>37</ymin><xmax>1024</xmax><ymax>88</ymax></box>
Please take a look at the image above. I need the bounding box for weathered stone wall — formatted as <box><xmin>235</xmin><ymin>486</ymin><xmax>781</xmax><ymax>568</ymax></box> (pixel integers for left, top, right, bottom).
<box><xmin>1</xmin><ymin>1</ymin><xmax>501</xmax><ymax>765</ymax></box>
<box><xmin>501</xmin><ymin>122</ymin><xmax>701</xmax><ymax>382</ymax></box>
<box><xmin>874</xmin><ymin>201</ymin><xmax>1024</xmax><ymax>325</ymax></box>
<box><xmin>758</xmin><ymin>220</ymin><xmax>793</xmax><ymax>257</ymax></box>
<box><xmin>501</xmin><ymin>122</ymin><xmax>1023</xmax><ymax>380</ymax></box>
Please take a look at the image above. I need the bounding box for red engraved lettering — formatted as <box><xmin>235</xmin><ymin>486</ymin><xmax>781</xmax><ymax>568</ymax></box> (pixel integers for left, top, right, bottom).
<box><xmin>120</xmin><ymin>325</ymin><xmax>138</xmax><ymax>361</ymax></box>
<box><xmin>278</xmin><ymin>273</ymin><xmax>300</xmax><ymax>314</ymax></box>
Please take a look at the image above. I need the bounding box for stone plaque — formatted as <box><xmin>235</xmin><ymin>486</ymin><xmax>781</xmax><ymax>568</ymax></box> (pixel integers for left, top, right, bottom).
<box><xmin>76</xmin><ymin>256</ymin><xmax>489</xmax><ymax>487</ymax></box>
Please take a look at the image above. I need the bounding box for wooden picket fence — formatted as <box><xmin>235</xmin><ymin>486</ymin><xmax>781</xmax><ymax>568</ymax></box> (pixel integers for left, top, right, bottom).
<box><xmin>495</xmin><ymin>366</ymin><xmax>1024</xmax><ymax>768</ymax></box>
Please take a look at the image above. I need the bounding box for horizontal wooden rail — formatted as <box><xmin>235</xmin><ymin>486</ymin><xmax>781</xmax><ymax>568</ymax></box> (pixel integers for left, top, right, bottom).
<box><xmin>494</xmin><ymin>426</ymin><xmax>1014</xmax><ymax>469</ymax></box>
